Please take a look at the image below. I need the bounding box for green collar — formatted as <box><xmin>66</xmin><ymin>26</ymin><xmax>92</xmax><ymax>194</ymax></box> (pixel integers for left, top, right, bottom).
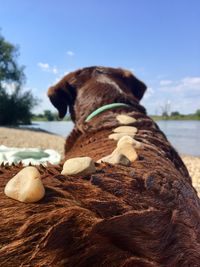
<box><xmin>85</xmin><ymin>103</ymin><xmax>131</xmax><ymax>122</ymax></box>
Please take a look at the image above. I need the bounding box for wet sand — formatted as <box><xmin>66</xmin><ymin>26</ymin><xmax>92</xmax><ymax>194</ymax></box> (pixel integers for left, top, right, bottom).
<box><xmin>0</xmin><ymin>127</ymin><xmax>199</xmax><ymax>197</ymax></box>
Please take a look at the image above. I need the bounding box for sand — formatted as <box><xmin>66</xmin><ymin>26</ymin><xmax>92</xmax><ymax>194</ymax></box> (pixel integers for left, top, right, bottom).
<box><xmin>0</xmin><ymin>127</ymin><xmax>65</xmax><ymax>155</ymax></box>
<box><xmin>182</xmin><ymin>156</ymin><xmax>200</xmax><ymax>196</ymax></box>
<box><xmin>0</xmin><ymin>126</ymin><xmax>199</xmax><ymax>197</ymax></box>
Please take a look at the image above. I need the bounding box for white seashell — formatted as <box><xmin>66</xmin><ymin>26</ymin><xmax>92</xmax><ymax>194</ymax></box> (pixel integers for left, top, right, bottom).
<box><xmin>116</xmin><ymin>114</ymin><xmax>136</xmax><ymax>125</ymax></box>
<box><xmin>108</xmin><ymin>132</ymin><xmax>136</xmax><ymax>141</ymax></box>
<box><xmin>4</xmin><ymin>166</ymin><xmax>45</xmax><ymax>203</ymax></box>
<box><xmin>117</xmin><ymin>135</ymin><xmax>135</xmax><ymax>146</ymax></box>
<box><xmin>113</xmin><ymin>126</ymin><xmax>137</xmax><ymax>135</ymax></box>
<box><xmin>117</xmin><ymin>135</ymin><xmax>142</xmax><ymax>149</ymax></box>
<box><xmin>116</xmin><ymin>143</ymin><xmax>138</xmax><ymax>162</ymax></box>
<box><xmin>61</xmin><ymin>157</ymin><xmax>96</xmax><ymax>176</ymax></box>
<box><xmin>98</xmin><ymin>135</ymin><xmax>140</xmax><ymax>165</ymax></box>
<box><xmin>97</xmin><ymin>152</ymin><xmax>130</xmax><ymax>166</ymax></box>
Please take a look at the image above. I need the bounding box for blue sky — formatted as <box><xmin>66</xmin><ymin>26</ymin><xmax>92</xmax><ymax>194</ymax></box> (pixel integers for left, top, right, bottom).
<box><xmin>0</xmin><ymin>0</ymin><xmax>200</xmax><ymax>115</ymax></box>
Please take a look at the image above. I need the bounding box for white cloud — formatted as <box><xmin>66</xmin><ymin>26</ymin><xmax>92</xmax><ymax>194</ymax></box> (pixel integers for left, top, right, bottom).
<box><xmin>37</xmin><ymin>62</ymin><xmax>58</xmax><ymax>74</ymax></box>
<box><xmin>181</xmin><ymin>77</ymin><xmax>200</xmax><ymax>89</ymax></box>
<box><xmin>143</xmin><ymin>75</ymin><xmax>200</xmax><ymax>115</ymax></box>
<box><xmin>38</xmin><ymin>62</ymin><xmax>50</xmax><ymax>70</ymax></box>
<box><xmin>67</xmin><ymin>51</ymin><xmax>75</xmax><ymax>56</ymax></box>
<box><xmin>160</xmin><ymin>80</ymin><xmax>172</xmax><ymax>86</ymax></box>
<box><xmin>160</xmin><ymin>76</ymin><xmax>200</xmax><ymax>93</ymax></box>
<box><xmin>1</xmin><ymin>81</ymin><xmax>18</xmax><ymax>94</ymax></box>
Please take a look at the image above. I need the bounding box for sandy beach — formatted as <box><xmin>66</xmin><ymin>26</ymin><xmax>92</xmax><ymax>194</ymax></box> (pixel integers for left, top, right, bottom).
<box><xmin>0</xmin><ymin>127</ymin><xmax>199</xmax><ymax>197</ymax></box>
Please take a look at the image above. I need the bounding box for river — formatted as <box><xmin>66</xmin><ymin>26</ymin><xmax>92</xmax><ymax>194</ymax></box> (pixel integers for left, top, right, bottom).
<box><xmin>23</xmin><ymin>120</ymin><xmax>200</xmax><ymax>156</ymax></box>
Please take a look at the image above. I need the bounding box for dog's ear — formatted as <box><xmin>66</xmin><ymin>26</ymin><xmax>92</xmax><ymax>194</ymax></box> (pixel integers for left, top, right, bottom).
<box><xmin>47</xmin><ymin>67</ymin><xmax>94</xmax><ymax>120</ymax></box>
<box><xmin>47</xmin><ymin>80</ymin><xmax>75</xmax><ymax>119</ymax></box>
<box><xmin>122</xmin><ymin>70</ymin><xmax>147</xmax><ymax>101</ymax></box>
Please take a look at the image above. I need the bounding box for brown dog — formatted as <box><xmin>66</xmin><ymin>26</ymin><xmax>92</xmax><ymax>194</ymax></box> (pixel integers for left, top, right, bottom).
<box><xmin>1</xmin><ymin>66</ymin><xmax>200</xmax><ymax>266</ymax></box>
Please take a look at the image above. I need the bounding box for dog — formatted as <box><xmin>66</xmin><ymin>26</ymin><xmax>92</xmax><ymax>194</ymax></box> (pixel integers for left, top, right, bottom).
<box><xmin>0</xmin><ymin>66</ymin><xmax>200</xmax><ymax>266</ymax></box>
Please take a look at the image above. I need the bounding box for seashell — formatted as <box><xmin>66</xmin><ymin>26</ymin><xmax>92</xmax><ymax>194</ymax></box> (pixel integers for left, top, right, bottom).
<box><xmin>113</xmin><ymin>126</ymin><xmax>137</xmax><ymax>135</ymax></box>
<box><xmin>98</xmin><ymin>135</ymin><xmax>140</xmax><ymax>165</ymax></box>
<box><xmin>117</xmin><ymin>135</ymin><xmax>142</xmax><ymax>149</ymax></box>
<box><xmin>4</xmin><ymin>166</ymin><xmax>45</xmax><ymax>203</ymax></box>
<box><xmin>61</xmin><ymin>157</ymin><xmax>96</xmax><ymax>176</ymax></box>
<box><xmin>108</xmin><ymin>132</ymin><xmax>136</xmax><ymax>141</ymax></box>
<box><xmin>116</xmin><ymin>114</ymin><xmax>136</xmax><ymax>125</ymax></box>
<box><xmin>97</xmin><ymin>152</ymin><xmax>130</xmax><ymax>166</ymax></box>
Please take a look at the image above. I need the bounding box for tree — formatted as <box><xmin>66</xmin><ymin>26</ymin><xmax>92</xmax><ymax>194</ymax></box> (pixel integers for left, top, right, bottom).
<box><xmin>0</xmin><ymin>33</ymin><xmax>38</xmax><ymax>125</ymax></box>
<box><xmin>44</xmin><ymin>110</ymin><xmax>55</xmax><ymax>121</ymax></box>
<box><xmin>160</xmin><ymin>101</ymin><xmax>171</xmax><ymax>118</ymax></box>
<box><xmin>171</xmin><ymin>111</ymin><xmax>180</xmax><ymax>116</ymax></box>
<box><xmin>196</xmin><ymin>109</ymin><xmax>200</xmax><ymax>117</ymax></box>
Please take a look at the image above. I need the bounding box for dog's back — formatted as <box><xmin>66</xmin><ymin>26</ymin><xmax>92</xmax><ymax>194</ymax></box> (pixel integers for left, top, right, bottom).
<box><xmin>1</xmin><ymin>67</ymin><xmax>200</xmax><ymax>267</ymax></box>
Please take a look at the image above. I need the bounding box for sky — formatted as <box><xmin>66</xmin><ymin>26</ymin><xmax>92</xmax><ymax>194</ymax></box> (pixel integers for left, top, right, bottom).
<box><xmin>0</xmin><ymin>0</ymin><xmax>200</xmax><ymax>115</ymax></box>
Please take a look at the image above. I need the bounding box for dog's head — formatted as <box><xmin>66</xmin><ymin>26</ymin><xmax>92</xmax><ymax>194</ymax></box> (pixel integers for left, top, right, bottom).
<box><xmin>47</xmin><ymin>66</ymin><xmax>146</xmax><ymax>122</ymax></box>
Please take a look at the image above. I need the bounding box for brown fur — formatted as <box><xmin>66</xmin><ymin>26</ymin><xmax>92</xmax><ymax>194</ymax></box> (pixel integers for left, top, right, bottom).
<box><xmin>1</xmin><ymin>66</ymin><xmax>200</xmax><ymax>266</ymax></box>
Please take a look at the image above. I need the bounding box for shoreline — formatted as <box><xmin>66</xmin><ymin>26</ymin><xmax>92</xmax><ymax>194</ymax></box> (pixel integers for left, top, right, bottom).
<box><xmin>0</xmin><ymin>126</ymin><xmax>199</xmax><ymax>196</ymax></box>
<box><xmin>0</xmin><ymin>127</ymin><xmax>65</xmax><ymax>156</ymax></box>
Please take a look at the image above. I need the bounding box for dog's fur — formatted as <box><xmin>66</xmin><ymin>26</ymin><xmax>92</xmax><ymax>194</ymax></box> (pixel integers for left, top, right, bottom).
<box><xmin>1</xmin><ymin>66</ymin><xmax>200</xmax><ymax>266</ymax></box>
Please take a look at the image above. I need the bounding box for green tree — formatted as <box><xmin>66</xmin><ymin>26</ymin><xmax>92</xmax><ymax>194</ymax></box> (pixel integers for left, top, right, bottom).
<box><xmin>196</xmin><ymin>109</ymin><xmax>200</xmax><ymax>117</ymax></box>
<box><xmin>44</xmin><ymin>110</ymin><xmax>54</xmax><ymax>121</ymax></box>
<box><xmin>171</xmin><ymin>111</ymin><xmax>180</xmax><ymax>116</ymax></box>
<box><xmin>0</xmin><ymin>33</ymin><xmax>38</xmax><ymax>125</ymax></box>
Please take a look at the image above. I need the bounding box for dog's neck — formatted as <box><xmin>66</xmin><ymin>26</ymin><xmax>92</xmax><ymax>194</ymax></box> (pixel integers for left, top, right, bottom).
<box><xmin>85</xmin><ymin>103</ymin><xmax>131</xmax><ymax>122</ymax></box>
<box><xmin>73</xmin><ymin>86</ymin><xmax>140</xmax><ymax>128</ymax></box>
<box><xmin>72</xmin><ymin>99</ymin><xmax>146</xmax><ymax>136</ymax></box>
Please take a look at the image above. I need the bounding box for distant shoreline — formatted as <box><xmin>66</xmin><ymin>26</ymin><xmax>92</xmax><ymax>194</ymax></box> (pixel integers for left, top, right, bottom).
<box><xmin>151</xmin><ymin>115</ymin><xmax>200</xmax><ymax>121</ymax></box>
<box><xmin>30</xmin><ymin>116</ymin><xmax>200</xmax><ymax>122</ymax></box>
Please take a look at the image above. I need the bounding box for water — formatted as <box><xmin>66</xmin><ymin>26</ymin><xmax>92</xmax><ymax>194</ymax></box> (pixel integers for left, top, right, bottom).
<box><xmin>23</xmin><ymin>120</ymin><xmax>200</xmax><ymax>156</ymax></box>
<box><xmin>157</xmin><ymin>121</ymin><xmax>200</xmax><ymax>156</ymax></box>
<box><xmin>25</xmin><ymin>121</ymin><xmax>74</xmax><ymax>137</ymax></box>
